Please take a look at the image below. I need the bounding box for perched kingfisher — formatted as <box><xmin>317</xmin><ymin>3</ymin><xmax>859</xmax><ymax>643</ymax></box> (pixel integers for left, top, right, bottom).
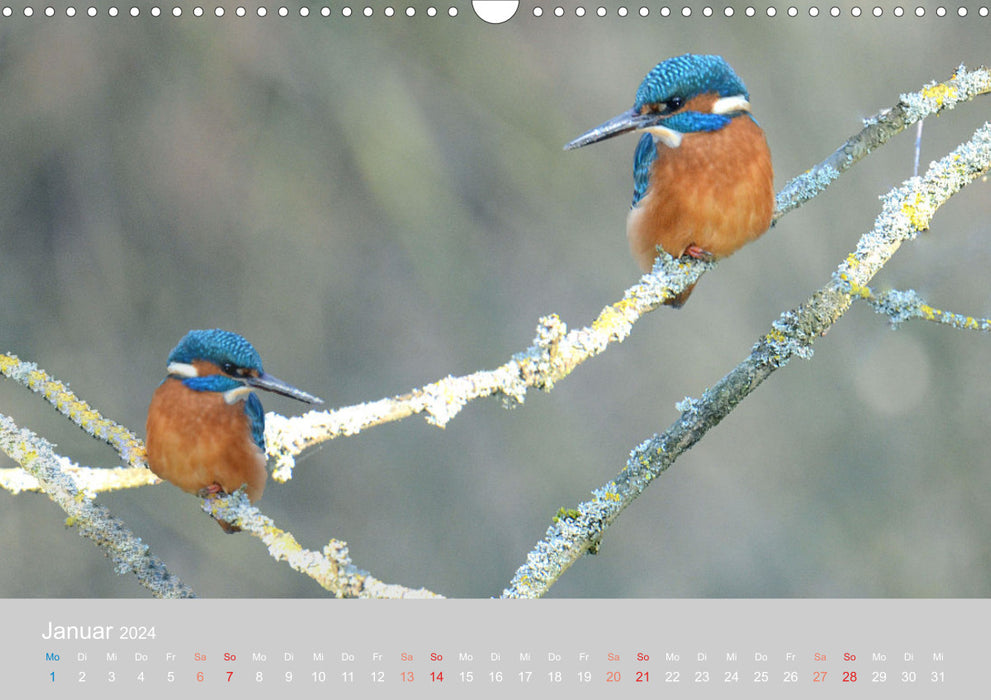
<box><xmin>565</xmin><ymin>54</ymin><xmax>774</xmax><ymax>306</ymax></box>
<box><xmin>146</xmin><ymin>329</ymin><xmax>323</xmax><ymax>532</ymax></box>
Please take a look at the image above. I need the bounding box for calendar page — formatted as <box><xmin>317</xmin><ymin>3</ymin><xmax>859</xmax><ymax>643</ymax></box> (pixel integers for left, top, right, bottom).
<box><xmin>0</xmin><ymin>2</ymin><xmax>988</xmax><ymax>697</ymax></box>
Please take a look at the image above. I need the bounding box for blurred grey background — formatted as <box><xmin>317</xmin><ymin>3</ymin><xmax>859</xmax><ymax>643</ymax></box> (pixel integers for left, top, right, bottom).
<box><xmin>0</xmin><ymin>7</ymin><xmax>989</xmax><ymax>598</ymax></box>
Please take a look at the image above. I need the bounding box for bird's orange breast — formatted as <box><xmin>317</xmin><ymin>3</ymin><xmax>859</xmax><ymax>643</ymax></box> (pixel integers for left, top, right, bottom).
<box><xmin>145</xmin><ymin>378</ymin><xmax>267</xmax><ymax>503</ymax></box>
<box><xmin>626</xmin><ymin>113</ymin><xmax>774</xmax><ymax>272</ymax></box>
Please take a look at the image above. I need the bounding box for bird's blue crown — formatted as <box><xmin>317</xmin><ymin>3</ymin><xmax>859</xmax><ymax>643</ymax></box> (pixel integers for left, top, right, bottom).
<box><xmin>167</xmin><ymin>329</ymin><xmax>264</xmax><ymax>372</ymax></box>
<box><xmin>633</xmin><ymin>54</ymin><xmax>749</xmax><ymax>112</ymax></box>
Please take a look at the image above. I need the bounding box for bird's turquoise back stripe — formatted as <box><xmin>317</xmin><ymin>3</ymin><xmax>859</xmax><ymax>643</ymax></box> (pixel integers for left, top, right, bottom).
<box><xmin>245</xmin><ymin>393</ymin><xmax>265</xmax><ymax>451</ymax></box>
<box><xmin>632</xmin><ymin>133</ymin><xmax>656</xmax><ymax>207</ymax></box>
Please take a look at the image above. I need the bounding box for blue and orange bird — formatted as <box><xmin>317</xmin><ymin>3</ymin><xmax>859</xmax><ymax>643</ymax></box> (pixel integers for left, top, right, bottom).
<box><xmin>565</xmin><ymin>54</ymin><xmax>774</xmax><ymax>306</ymax></box>
<box><xmin>146</xmin><ymin>329</ymin><xmax>323</xmax><ymax>532</ymax></box>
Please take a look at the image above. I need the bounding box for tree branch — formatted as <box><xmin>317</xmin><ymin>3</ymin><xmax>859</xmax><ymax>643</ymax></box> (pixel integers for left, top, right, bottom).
<box><xmin>773</xmin><ymin>63</ymin><xmax>990</xmax><ymax>219</ymax></box>
<box><xmin>0</xmin><ymin>412</ymin><xmax>194</xmax><ymax>598</ymax></box>
<box><xmin>203</xmin><ymin>491</ymin><xmax>441</xmax><ymax>598</ymax></box>
<box><xmin>0</xmin><ymin>353</ymin><xmax>149</xmax><ymax>469</ymax></box>
<box><xmin>265</xmin><ymin>255</ymin><xmax>715</xmax><ymax>481</ymax></box>
<box><xmin>839</xmin><ymin>282</ymin><xmax>991</xmax><ymax>332</ymax></box>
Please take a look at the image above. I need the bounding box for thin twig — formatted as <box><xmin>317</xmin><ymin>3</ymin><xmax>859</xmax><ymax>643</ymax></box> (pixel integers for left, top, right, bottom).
<box><xmin>838</xmin><ymin>281</ymin><xmax>991</xmax><ymax>332</ymax></box>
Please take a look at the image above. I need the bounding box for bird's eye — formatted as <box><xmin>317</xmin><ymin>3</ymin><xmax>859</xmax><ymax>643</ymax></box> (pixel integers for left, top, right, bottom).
<box><xmin>221</xmin><ymin>362</ymin><xmax>238</xmax><ymax>375</ymax></box>
<box><xmin>644</xmin><ymin>97</ymin><xmax>685</xmax><ymax>117</ymax></box>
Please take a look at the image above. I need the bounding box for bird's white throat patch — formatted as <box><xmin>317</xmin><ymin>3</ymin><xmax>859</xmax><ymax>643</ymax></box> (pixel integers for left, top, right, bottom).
<box><xmin>644</xmin><ymin>125</ymin><xmax>683</xmax><ymax>149</ymax></box>
<box><xmin>223</xmin><ymin>385</ymin><xmax>254</xmax><ymax>404</ymax></box>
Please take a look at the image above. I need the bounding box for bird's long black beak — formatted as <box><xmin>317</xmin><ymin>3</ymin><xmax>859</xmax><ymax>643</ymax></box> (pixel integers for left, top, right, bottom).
<box><xmin>564</xmin><ymin>107</ymin><xmax>668</xmax><ymax>150</ymax></box>
<box><xmin>246</xmin><ymin>372</ymin><xmax>324</xmax><ymax>404</ymax></box>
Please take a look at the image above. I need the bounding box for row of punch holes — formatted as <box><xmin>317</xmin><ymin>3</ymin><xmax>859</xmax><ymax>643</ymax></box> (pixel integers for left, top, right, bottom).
<box><xmin>0</xmin><ymin>5</ymin><xmax>987</xmax><ymax>18</ymax></box>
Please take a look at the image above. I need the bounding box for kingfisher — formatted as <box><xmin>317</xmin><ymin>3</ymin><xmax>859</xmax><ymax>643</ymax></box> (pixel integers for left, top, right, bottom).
<box><xmin>565</xmin><ymin>54</ymin><xmax>774</xmax><ymax>306</ymax></box>
<box><xmin>146</xmin><ymin>329</ymin><xmax>323</xmax><ymax>532</ymax></box>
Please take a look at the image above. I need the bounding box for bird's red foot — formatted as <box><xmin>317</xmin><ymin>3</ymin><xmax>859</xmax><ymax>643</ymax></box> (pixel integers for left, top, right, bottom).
<box><xmin>196</xmin><ymin>484</ymin><xmax>242</xmax><ymax>532</ymax></box>
<box><xmin>197</xmin><ymin>483</ymin><xmax>224</xmax><ymax>498</ymax></box>
<box><xmin>684</xmin><ymin>244</ymin><xmax>715</xmax><ymax>262</ymax></box>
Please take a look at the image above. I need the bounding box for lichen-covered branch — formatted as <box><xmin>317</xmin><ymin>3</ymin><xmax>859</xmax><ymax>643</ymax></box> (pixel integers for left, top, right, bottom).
<box><xmin>838</xmin><ymin>281</ymin><xmax>991</xmax><ymax>332</ymax></box>
<box><xmin>774</xmin><ymin>65</ymin><xmax>990</xmax><ymax>220</ymax></box>
<box><xmin>0</xmin><ymin>352</ymin><xmax>159</xmax><ymax>495</ymax></box>
<box><xmin>502</xmin><ymin>117</ymin><xmax>991</xmax><ymax>598</ymax></box>
<box><xmin>0</xmin><ymin>353</ymin><xmax>149</xmax><ymax>469</ymax></box>
<box><xmin>0</xmin><ymin>412</ymin><xmax>194</xmax><ymax>598</ymax></box>
<box><xmin>0</xmin><ymin>464</ymin><xmax>158</xmax><ymax>494</ymax></box>
<box><xmin>266</xmin><ymin>255</ymin><xmax>715</xmax><ymax>480</ymax></box>
<box><xmin>203</xmin><ymin>491</ymin><xmax>441</xmax><ymax>598</ymax></box>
